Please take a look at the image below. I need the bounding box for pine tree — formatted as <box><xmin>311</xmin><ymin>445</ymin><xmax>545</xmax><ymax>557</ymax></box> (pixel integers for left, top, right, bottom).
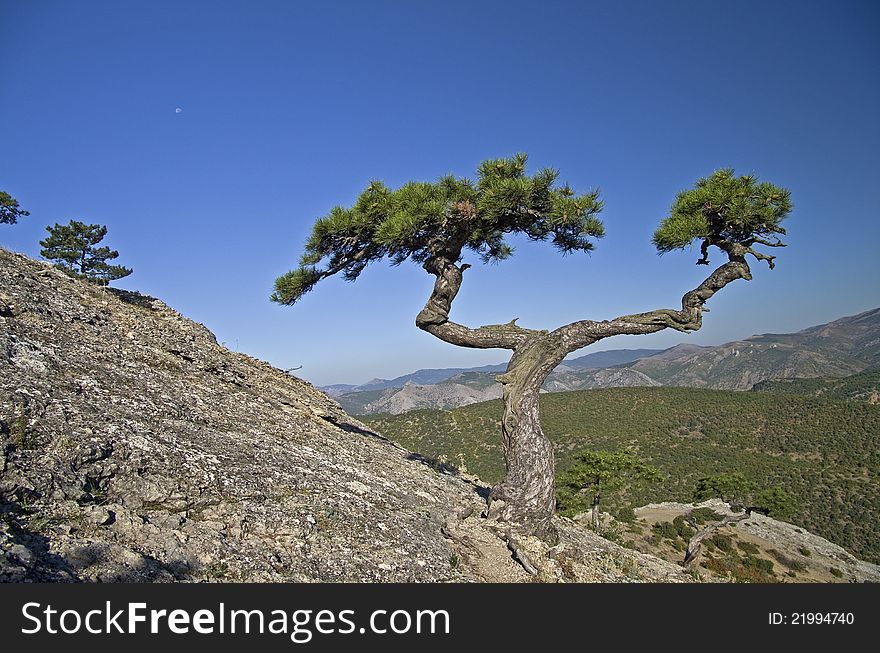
<box><xmin>273</xmin><ymin>154</ymin><xmax>792</xmax><ymax>540</ymax></box>
<box><xmin>0</xmin><ymin>191</ymin><xmax>30</xmax><ymax>224</ymax></box>
<box><xmin>39</xmin><ymin>220</ymin><xmax>132</xmax><ymax>285</ymax></box>
<box><xmin>694</xmin><ymin>473</ymin><xmax>796</xmax><ymax>518</ymax></box>
<box><xmin>557</xmin><ymin>450</ymin><xmax>660</xmax><ymax>531</ymax></box>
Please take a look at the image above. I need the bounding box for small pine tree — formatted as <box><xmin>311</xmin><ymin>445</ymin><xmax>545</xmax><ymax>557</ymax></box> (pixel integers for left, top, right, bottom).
<box><xmin>1</xmin><ymin>191</ymin><xmax>30</xmax><ymax>224</ymax></box>
<box><xmin>754</xmin><ymin>486</ymin><xmax>797</xmax><ymax>520</ymax></box>
<box><xmin>556</xmin><ymin>450</ymin><xmax>660</xmax><ymax>529</ymax></box>
<box><xmin>693</xmin><ymin>473</ymin><xmax>796</xmax><ymax>519</ymax></box>
<box><xmin>693</xmin><ymin>472</ymin><xmax>753</xmax><ymax>504</ymax></box>
<box><xmin>39</xmin><ymin>221</ymin><xmax>132</xmax><ymax>285</ymax></box>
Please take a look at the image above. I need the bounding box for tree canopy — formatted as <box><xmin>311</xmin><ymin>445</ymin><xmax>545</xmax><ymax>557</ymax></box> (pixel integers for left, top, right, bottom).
<box><xmin>694</xmin><ymin>472</ymin><xmax>796</xmax><ymax>519</ymax></box>
<box><xmin>0</xmin><ymin>191</ymin><xmax>30</xmax><ymax>225</ymax></box>
<box><xmin>556</xmin><ymin>450</ymin><xmax>661</xmax><ymax>517</ymax></box>
<box><xmin>274</xmin><ymin>157</ymin><xmax>791</xmax><ymax>306</ymax></box>
<box><xmin>40</xmin><ymin>221</ymin><xmax>132</xmax><ymax>285</ymax></box>
<box><xmin>558</xmin><ymin>450</ymin><xmax>661</xmax><ymax>494</ymax></box>
<box><xmin>272</xmin><ymin>154</ymin><xmax>604</xmax><ymax>304</ymax></box>
<box><xmin>653</xmin><ymin>168</ymin><xmax>791</xmax><ymax>268</ymax></box>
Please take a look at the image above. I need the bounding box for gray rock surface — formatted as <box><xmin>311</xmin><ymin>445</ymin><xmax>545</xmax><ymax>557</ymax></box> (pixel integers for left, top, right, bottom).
<box><xmin>635</xmin><ymin>500</ymin><xmax>880</xmax><ymax>582</ymax></box>
<box><xmin>0</xmin><ymin>249</ymin><xmax>688</xmax><ymax>583</ymax></box>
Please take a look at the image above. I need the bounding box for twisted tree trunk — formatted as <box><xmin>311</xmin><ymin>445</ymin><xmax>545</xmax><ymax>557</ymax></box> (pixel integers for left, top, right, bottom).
<box><xmin>415</xmin><ymin>246</ymin><xmax>754</xmax><ymax>541</ymax></box>
<box><xmin>487</xmin><ymin>334</ymin><xmax>567</xmax><ymax>538</ymax></box>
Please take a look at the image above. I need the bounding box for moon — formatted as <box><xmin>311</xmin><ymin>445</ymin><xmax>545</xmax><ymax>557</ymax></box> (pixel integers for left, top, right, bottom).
<box><xmin>175</xmin><ymin>107</ymin><xmax>182</xmax><ymax>114</ymax></box>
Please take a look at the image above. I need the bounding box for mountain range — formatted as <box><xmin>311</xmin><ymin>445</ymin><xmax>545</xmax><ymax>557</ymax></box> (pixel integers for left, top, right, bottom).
<box><xmin>329</xmin><ymin>309</ymin><xmax>880</xmax><ymax>415</ymax></box>
<box><xmin>322</xmin><ymin>348</ymin><xmax>661</xmax><ymax>396</ymax></box>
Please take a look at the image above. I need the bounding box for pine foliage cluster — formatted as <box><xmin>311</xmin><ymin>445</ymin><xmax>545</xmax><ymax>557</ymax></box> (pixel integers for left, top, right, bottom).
<box><xmin>273</xmin><ymin>154</ymin><xmax>604</xmax><ymax>304</ymax></box>
<box><xmin>276</xmin><ymin>159</ymin><xmax>794</xmax><ymax>304</ymax></box>
<box><xmin>652</xmin><ymin>168</ymin><xmax>792</xmax><ymax>258</ymax></box>
<box><xmin>3</xmin><ymin>190</ymin><xmax>133</xmax><ymax>286</ymax></box>
<box><xmin>557</xmin><ymin>450</ymin><xmax>660</xmax><ymax>495</ymax></box>
<box><xmin>0</xmin><ymin>191</ymin><xmax>30</xmax><ymax>225</ymax></box>
<box><xmin>556</xmin><ymin>450</ymin><xmax>661</xmax><ymax>516</ymax></box>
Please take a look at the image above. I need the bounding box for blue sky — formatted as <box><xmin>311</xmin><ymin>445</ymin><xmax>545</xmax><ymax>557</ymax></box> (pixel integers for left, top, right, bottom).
<box><xmin>2</xmin><ymin>1</ymin><xmax>878</xmax><ymax>386</ymax></box>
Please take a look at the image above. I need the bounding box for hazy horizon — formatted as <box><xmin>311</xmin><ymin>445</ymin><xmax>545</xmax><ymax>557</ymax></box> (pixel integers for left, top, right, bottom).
<box><xmin>310</xmin><ymin>305</ymin><xmax>879</xmax><ymax>387</ymax></box>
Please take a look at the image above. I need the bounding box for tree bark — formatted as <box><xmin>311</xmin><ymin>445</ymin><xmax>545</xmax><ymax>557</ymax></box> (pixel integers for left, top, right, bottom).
<box><xmin>414</xmin><ymin>256</ymin><xmax>563</xmax><ymax>538</ymax></box>
<box><xmin>592</xmin><ymin>492</ymin><xmax>601</xmax><ymax>532</ymax></box>
<box><xmin>487</xmin><ymin>333</ymin><xmax>567</xmax><ymax>539</ymax></box>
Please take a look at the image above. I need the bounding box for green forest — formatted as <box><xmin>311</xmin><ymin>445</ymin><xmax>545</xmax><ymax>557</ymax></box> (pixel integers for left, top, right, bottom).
<box><xmin>366</xmin><ymin>386</ymin><xmax>879</xmax><ymax>563</ymax></box>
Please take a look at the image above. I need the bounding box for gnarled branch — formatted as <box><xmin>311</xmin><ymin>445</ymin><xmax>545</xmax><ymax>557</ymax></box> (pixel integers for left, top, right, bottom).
<box><xmin>416</xmin><ymin>256</ymin><xmax>543</xmax><ymax>349</ymax></box>
<box><xmin>683</xmin><ymin>506</ymin><xmax>766</xmax><ymax>568</ymax></box>
<box><xmin>747</xmin><ymin>236</ymin><xmax>786</xmax><ymax>248</ymax></box>
<box><xmin>557</xmin><ymin>249</ymin><xmax>753</xmax><ymax>353</ymax></box>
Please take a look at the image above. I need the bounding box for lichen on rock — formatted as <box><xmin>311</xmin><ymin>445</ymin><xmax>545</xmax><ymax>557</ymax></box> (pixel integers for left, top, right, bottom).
<box><xmin>0</xmin><ymin>248</ymin><xmax>691</xmax><ymax>583</ymax></box>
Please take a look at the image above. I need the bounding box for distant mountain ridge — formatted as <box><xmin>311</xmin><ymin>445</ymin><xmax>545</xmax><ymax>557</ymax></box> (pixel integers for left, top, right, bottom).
<box><xmin>322</xmin><ymin>362</ymin><xmax>508</xmax><ymax>396</ymax></box>
<box><xmin>322</xmin><ymin>349</ymin><xmax>662</xmax><ymax>396</ymax></box>
<box><xmin>330</xmin><ymin>309</ymin><xmax>880</xmax><ymax>415</ymax></box>
<box><xmin>628</xmin><ymin>308</ymin><xmax>880</xmax><ymax>390</ymax></box>
<box><xmin>752</xmin><ymin>366</ymin><xmax>880</xmax><ymax>403</ymax></box>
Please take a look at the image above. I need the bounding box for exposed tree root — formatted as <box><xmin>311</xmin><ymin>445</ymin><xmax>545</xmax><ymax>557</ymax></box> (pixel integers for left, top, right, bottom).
<box><xmin>506</xmin><ymin>534</ymin><xmax>538</xmax><ymax>576</ymax></box>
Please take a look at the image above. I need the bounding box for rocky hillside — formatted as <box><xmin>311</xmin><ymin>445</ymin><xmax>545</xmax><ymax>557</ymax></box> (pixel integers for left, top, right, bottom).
<box><xmin>0</xmin><ymin>249</ymin><xmax>690</xmax><ymax>583</ymax></box>
<box><xmin>597</xmin><ymin>499</ymin><xmax>880</xmax><ymax>583</ymax></box>
<box><xmin>339</xmin><ymin>379</ymin><xmax>504</xmax><ymax>416</ymax></box>
<box><xmin>542</xmin><ymin>366</ymin><xmax>661</xmax><ymax>393</ymax></box>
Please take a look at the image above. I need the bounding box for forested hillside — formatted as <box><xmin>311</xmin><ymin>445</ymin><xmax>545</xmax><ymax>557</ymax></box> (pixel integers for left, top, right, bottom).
<box><xmin>752</xmin><ymin>367</ymin><xmax>879</xmax><ymax>403</ymax></box>
<box><xmin>366</xmin><ymin>387</ymin><xmax>880</xmax><ymax>563</ymax></box>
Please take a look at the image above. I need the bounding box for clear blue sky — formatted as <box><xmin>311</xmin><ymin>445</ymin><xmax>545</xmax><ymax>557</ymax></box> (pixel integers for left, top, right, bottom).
<box><xmin>2</xmin><ymin>1</ymin><xmax>878</xmax><ymax>386</ymax></box>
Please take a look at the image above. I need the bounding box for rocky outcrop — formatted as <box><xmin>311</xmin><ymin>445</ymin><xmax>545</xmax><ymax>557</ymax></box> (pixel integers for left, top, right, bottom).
<box><xmin>630</xmin><ymin>500</ymin><xmax>880</xmax><ymax>583</ymax></box>
<box><xmin>0</xmin><ymin>249</ymin><xmax>688</xmax><ymax>583</ymax></box>
<box><xmin>544</xmin><ymin>367</ymin><xmax>661</xmax><ymax>392</ymax></box>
